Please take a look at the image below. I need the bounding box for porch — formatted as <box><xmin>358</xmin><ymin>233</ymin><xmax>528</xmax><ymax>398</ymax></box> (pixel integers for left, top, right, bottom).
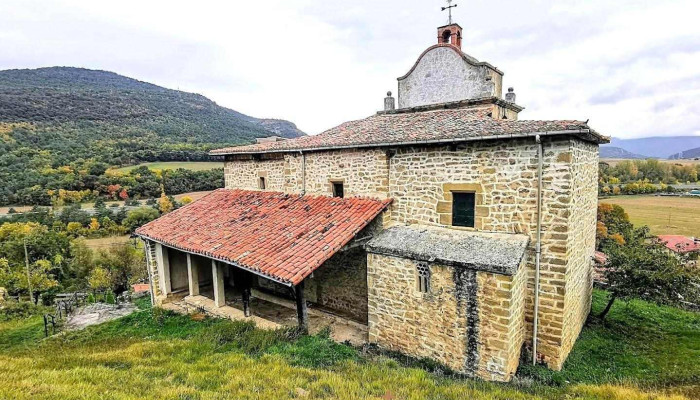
<box><xmin>163</xmin><ymin>287</ymin><xmax>368</xmax><ymax>345</ymax></box>
<box><xmin>135</xmin><ymin>189</ymin><xmax>390</xmax><ymax>347</ymax></box>
<box><xmin>152</xmin><ymin>243</ymin><xmax>371</xmax><ymax>344</ymax></box>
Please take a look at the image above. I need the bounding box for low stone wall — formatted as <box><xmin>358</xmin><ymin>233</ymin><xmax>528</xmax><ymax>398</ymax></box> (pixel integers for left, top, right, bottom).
<box><xmin>367</xmin><ymin>252</ymin><xmax>527</xmax><ymax>381</ymax></box>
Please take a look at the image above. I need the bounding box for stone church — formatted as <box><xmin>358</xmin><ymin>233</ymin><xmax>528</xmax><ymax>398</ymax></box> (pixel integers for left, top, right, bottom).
<box><xmin>137</xmin><ymin>22</ymin><xmax>608</xmax><ymax>381</ymax></box>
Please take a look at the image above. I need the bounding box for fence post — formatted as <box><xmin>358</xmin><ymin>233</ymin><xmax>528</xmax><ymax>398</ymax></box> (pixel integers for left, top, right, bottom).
<box><xmin>43</xmin><ymin>315</ymin><xmax>48</xmax><ymax>337</ymax></box>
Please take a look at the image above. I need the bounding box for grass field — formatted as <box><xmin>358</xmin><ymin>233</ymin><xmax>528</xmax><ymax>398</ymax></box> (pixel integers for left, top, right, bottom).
<box><xmin>83</xmin><ymin>235</ymin><xmax>131</xmax><ymax>250</ymax></box>
<box><xmin>599</xmin><ymin>195</ymin><xmax>700</xmax><ymax>237</ymax></box>
<box><xmin>0</xmin><ymin>291</ymin><xmax>697</xmax><ymax>399</ymax></box>
<box><xmin>114</xmin><ymin>161</ymin><xmax>223</xmax><ymax>173</ymax></box>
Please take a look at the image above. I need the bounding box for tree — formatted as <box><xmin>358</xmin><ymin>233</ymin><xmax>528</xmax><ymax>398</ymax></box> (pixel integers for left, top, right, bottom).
<box><xmin>0</xmin><ymin>222</ymin><xmax>68</xmax><ymax>302</ymax></box>
<box><xmin>158</xmin><ymin>193</ymin><xmax>173</xmax><ymax>214</ymax></box>
<box><xmin>89</xmin><ymin>218</ymin><xmax>100</xmax><ymax>231</ymax></box>
<box><xmin>122</xmin><ymin>207</ymin><xmax>160</xmax><ymax>231</ymax></box>
<box><xmin>599</xmin><ymin>241</ymin><xmax>700</xmax><ymax>320</ymax></box>
<box><xmin>88</xmin><ymin>267</ymin><xmax>111</xmax><ymax>293</ymax></box>
<box><xmin>66</xmin><ymin>222</ymin><xmax>83</xmax><ymax>235</ymax></box>
<box><xmin>96</xmin><ymin>241</ymin><xmax>145</xmax><ymax>294</ymax></box>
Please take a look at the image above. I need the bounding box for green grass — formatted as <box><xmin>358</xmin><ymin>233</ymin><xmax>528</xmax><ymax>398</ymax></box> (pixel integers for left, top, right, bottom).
<box><xmin>599</xmin><ymin>195</ymin><xmax>700</xmax><ymax>237</ymax></box>
<box><xmin>0</xmin><ymin>290</ymin><xmax>697</xmax><ymax>399</ymax></box>
<box><xmin>114</xmin><ymin>161</ymin><xmax>223</xmax><ymax>173</ymax></box>
<box><xmin>519</xmin><ymin>291</ymin><xmax>700</xmax><ymax>391</ymax></box>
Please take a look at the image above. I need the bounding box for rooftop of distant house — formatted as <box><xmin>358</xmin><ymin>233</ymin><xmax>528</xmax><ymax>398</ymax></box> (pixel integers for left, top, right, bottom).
<box><xmin>657</xmin><ymin>235</ymin><xmax>700</xmax><ymax>254</ymax></box>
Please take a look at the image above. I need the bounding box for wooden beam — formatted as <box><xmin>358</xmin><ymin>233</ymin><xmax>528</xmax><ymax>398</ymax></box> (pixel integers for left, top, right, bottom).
<box><xmin>295</xmin><ymin>281</ymin><xmax>308</xmax><ymax>330</ymax></box>
<box><xmin>239</xmin><ymin>271</ymin><xmax>252</xmax><ymax>317</ymax></box>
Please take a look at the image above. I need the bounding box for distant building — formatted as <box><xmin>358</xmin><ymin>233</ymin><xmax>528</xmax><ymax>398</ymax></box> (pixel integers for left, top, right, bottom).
<box><xmin>657</xmin><ymin>235</ymin><xmax>700</xmax><ymax>267</ymax></box>
<box><xmin>137</xmin><ymin>21</ymin><xmax>608</xmax><ymax>381</ymax></box>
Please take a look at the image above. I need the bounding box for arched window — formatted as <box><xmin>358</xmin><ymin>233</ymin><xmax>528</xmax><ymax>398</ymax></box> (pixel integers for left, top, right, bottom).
<box><xmin>442</xmin><ymin>30</ymin><xmax>451</xmax><ymax>44</ymax></box>
<box><xmin>416</xmin><ymin>262</ymin><xmax>431</xmax><ymax>293</ymax></box>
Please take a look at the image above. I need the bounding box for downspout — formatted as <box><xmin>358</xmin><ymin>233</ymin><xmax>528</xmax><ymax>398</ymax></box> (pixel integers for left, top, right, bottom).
<box><xmin>532</xmin><ymin>134</ymin><xmax>543</xmax><ymax>365</ymax></box>
<box><xmin>300</xmin><ymin>151</ymin><xmax>306</xmax><ymax>195</ymax></box>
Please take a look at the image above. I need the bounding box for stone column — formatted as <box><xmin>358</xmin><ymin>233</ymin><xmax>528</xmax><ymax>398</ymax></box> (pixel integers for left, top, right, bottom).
<box><xmin>155</xmin><ymin>243</ymin><xmax>171</xmax><ymax>295</ymax></box>
<box><xmin>186</xmin><ymin>254</ymin><xmax>199</xmax><ymax>296</ymax></box>
<box><xmin>212</xmin><ymin>260</ymin><xmax>225</xmax><ymax>307</ymax></box>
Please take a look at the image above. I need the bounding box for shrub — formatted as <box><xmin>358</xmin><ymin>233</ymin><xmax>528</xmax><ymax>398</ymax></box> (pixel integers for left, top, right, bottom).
<box><xmin>0</xmin><ymin>300</ymin><xmax>49</xmax><ymax>321</ymax></box>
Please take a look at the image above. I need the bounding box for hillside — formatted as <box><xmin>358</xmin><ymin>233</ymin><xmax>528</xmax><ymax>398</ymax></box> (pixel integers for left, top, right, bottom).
<box><xmin>600</xmin><ymin>146</ymin><xmax>647</xmax><ymax>159</ymax></box>
<box><xmin>603</xmin><ymin>136</ymin><xmax>700</xmax><ymax>159</ymax></box>
<box><xmin>669</xmin><ymin>146</ymin><xmax>700</xmax><ymax>160</ymax></box>
<box><xmin>0</xmin><ymin>67</ymin><xmax>305</xmax><ymax>205</ymax></box>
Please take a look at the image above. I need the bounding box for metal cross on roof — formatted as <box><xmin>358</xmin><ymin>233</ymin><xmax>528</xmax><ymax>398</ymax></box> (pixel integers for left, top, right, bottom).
<box><xmin>441</xmin><ymin>0</ymin><xmax>458</xmax><ymax>25</ymax></box>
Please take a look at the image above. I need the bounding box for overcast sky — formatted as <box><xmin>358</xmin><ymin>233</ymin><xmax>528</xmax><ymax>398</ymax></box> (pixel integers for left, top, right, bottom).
<box><xmin>1</xmin><ymin>0</ymin><xmax>699</xmax><ymax>138</ymax></box>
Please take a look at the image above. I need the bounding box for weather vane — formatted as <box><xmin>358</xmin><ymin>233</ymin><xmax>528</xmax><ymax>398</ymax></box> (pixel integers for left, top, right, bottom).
<box><xmin>442</xmin><ymin>0</ymin><xmax>458</xmax><ymax>25</ymax></box>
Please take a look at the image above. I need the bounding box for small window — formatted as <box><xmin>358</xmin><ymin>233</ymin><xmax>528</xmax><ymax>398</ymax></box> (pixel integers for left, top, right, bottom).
<box><xmin>259</xmin><ymin>177</ymin><xmax>266</xmax><ymax>190</ymax></box>
<box><xmin>452</xmin><ymin>192</ymin><xmax>475</xmax><ymax>228</ymax></box>
<box><xmin>332</xmin><ymin>182</ymin><xmax>344</xmax><ymax>198</ymax></box>
<box><xmin>417</xmin><ymin>262</ymin><xmax>430</xmax><ymax>293</ymax></box>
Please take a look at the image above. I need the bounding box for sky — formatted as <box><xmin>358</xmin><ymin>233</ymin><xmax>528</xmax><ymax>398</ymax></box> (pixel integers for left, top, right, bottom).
<box><xmin>1</xmin><ymin>0</ymin><xmax>699</xmax><ymax>138</ymax></box>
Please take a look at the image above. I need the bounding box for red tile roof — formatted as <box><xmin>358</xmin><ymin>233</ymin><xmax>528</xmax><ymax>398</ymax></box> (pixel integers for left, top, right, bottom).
<box><xmin>211</xmin><ymin>107</ymin><xmax>608</xmax><ymax>155</ymax></box>
<box><xmin>135</xmin><ymin>189</ymin><xmax>391</xmax><ymax>286</ymax></box>
<box><xmin>657</xmin><ymin>235</ymin><xmax>700</xmax><ymax>254</ymax></box>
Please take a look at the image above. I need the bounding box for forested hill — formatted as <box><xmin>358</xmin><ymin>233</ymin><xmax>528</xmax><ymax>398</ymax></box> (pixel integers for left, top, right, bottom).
<box><xmin>0</xmin><ymin>67</ymin><xmax>305</xmax><ymax>206</ymax></box>
<box><xmin>0</xmin><ymin>67</ymin><xmax>304</xmax><ymax>158</ymax></box>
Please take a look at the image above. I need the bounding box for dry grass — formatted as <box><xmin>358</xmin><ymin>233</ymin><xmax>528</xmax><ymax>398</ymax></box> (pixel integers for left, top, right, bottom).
<box><xmin>83</xmin><ymin>235</ymin><xmax>131</xmax><ymax>250</ymax></box>
<box><xmin>599</xmin><ymin>195</ymin><xmax>700</xmax><ymax>237</ymax></box>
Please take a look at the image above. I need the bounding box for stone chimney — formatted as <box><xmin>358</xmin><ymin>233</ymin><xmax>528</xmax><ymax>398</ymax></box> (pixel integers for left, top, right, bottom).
<box><xmin>384</xmin><ymin>91</ymin><xmax>396</xmax><ymax>111</ymax></box>
<box><xmin>437</xmin><ymin>23</ymin><xmax>462</xmax><ymax>49</ymax></box>
<box><xmin>505</xmin><ymin>87</ymin><xmax>516</xmax><ymax>103</ymax></box>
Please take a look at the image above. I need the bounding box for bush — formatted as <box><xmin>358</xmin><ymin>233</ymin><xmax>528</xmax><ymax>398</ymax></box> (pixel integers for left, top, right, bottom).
<box><xmin>0</xmin><ymin>300</ymin><xmax>49</xmax><ymax>321</ymax></box>
<box><xmin>104</xmin><ymin>292</ymin><xmax>116</xmax><ymax>304</ymax></box>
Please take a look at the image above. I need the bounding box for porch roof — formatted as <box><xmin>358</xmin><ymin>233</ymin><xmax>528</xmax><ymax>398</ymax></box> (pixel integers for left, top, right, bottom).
<box><xmin>366</xmin><ymin>225</ymin><xmax>529</xmax><ymax>275</ymax></box>
<box><xmin>135</xmin><ymin>189</ymin><xmax>391</xmax><ymax>286</ymax></box>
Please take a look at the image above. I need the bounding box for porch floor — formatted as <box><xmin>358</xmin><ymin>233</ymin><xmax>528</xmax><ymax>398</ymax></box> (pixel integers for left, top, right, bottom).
<box><xmin>162</xmin><ymin>288</ymin><xmax>368</xmax><ymax>346</ymax></box>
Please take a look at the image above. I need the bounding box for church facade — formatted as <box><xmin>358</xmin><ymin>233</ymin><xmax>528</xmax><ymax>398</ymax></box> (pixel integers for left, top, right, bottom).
<box><xmin>137</xmin><ymin>22</ymin><xmax>607</xmax><ymax>381</ymax></box>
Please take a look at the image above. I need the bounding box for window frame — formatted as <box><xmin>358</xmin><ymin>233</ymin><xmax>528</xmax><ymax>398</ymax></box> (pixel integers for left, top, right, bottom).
<box><xmin>331</xmin><ymin>181</ymin><xmax>344</xmax><ymax>198</ymax></box>
<box><xmin>416</xmin><ymin>262</ymin><xmax>431</xmax><ymax>293</ymax></box>
<box><xmin>451</xmin><ymin>191</ymin><xmax>476</xmax><ymax>228</ymax></box>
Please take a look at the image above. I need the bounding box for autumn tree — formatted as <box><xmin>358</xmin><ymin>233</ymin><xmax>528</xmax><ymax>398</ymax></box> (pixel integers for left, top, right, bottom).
<box><xmin>158</xmin><ymin>193</ymin><xmax>173</xmax><ymax>214</ymax></box>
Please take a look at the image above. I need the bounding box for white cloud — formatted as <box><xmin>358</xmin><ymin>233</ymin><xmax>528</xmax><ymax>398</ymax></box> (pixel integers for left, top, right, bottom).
<box><xmin>0</xmin><ymin>0</ymin><xmax>698</xmax><ymax>137</ymax></box>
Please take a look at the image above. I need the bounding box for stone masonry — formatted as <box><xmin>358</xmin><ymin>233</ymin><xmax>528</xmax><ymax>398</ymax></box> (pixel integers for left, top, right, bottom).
<box><xmin>398</xmin><ymin>45</ymin><xmax>502</xmax><ymax>109</ymax></box>
<box><xmin>223</xmin><ymin>134</ymin><xmax>599</xmax><ymax>375</ymax></box>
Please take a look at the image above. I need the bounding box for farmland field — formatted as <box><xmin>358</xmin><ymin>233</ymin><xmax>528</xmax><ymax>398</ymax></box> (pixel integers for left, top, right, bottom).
<box><xmin>599</xmin><ymin>195</ymin><xmax>700</xmax><ymax>237</ymax></box>
<box><xmin>114</xmin><ymin>161</ymin><xmax>223</xmax><ymax>172</ymax></box>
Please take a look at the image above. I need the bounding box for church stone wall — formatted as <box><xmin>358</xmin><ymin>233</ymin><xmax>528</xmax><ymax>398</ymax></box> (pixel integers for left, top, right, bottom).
<box><xmin>367</xmin><ymin>254</ymin><xmax>474</xmax><ymax>373</ymax></box>
<box><xmin>223</xmin><ymin>135</ymin><xmax>600</xmax><ymax>373</ymax></box>
<box><xmin>367</xmin><ymin>252</ymin><xmax>528</xmax><ymax>381</ymax></box>
<box><xmin>398</xmin><ymin>46</ymin><xmax>499</xmax><ymax>109</ymax></box>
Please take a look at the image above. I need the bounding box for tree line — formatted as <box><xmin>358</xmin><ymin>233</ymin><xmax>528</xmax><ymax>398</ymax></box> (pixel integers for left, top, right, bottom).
<box><xmin>0</xmin><ymin>193</ymin><xmax>191</xmax><ymax>303</ymax></box>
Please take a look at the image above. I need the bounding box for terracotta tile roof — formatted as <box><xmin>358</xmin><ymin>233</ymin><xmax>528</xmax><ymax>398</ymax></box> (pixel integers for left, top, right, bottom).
<box><xmin>135</xmin><ymin>189</ymin><xmax>391</xmax><ymax>286</ymax></box>
<box><xmin>211</xmin><ymin>107</ymin><xmax>608</xmax><ymax>155</ymax></box>
<box><xmin>657</xmin><ymin>235</ymin><xmax>700</xmax><ymax>254</ymax></box>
